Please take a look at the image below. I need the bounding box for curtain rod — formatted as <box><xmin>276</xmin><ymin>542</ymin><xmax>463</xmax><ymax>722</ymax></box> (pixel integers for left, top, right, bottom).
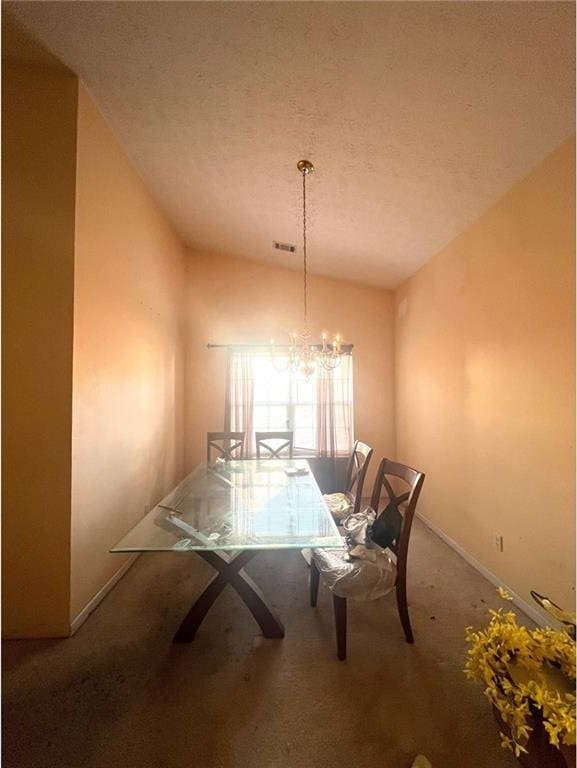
<box><xmin>206</xmin><ymin>343</ymin><xmax>354</xmax><ymax>351</ymax></box>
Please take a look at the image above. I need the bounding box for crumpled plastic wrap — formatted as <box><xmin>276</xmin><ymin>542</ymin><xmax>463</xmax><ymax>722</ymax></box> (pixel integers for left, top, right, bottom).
<box><xmin>341</xmin><ymin>507</ymin><xmax>376</xmax><ymax>541</ymax></box>
<box><xmin>322</xmin><ymin>492</ymin><xmax>354</xmax><ymax>521</ymax></box>
<box><xmin>312</xmin><ymin>507</ymin><xmax>397</xmax><ymax>601</ymax></box>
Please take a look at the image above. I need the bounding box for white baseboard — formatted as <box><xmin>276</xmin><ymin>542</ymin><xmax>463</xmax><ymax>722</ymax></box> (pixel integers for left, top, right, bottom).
<box><xmin>70</xmin><ymin>554</ymin><xmax>139</xmax><ymax>635</ymax></box>
<box><xmin>416</xmin><ymin>512</ymin><xmax>547</xmax><ymax>627</ymax></box>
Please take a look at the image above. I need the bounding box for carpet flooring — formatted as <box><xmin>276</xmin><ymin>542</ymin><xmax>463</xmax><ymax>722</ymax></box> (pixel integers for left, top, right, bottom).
<box><xmin>3</xmin><ymin>519</ymin><xmax>518</xmax><ymax>768</ymax></box>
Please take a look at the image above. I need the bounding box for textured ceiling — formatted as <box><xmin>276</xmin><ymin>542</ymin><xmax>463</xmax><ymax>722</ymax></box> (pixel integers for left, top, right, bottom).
<box><xmin>5</xmin><ymin>1</ymin><xmax>575</xmax><ymax>288</ymax></box>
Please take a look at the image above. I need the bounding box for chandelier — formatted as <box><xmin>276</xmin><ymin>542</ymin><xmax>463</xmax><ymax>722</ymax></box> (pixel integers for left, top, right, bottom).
<box><xmin>270</xmin><ymin>159</ymin><xmax>345</xmax><ymax>379</ymax></box>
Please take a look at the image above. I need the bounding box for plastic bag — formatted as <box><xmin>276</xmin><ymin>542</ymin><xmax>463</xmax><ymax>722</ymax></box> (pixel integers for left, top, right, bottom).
<box><xmin>342</xmin><ymin>507</ymin><xmax>376</xmax><ymax>543</ymax></box>
<box><xmin>312</xmin><ymin>546</ymin><xmax>396</xmax><ymax>601</ymax></box>
<box><xmin>323</xmin><ymin>492</ymin><xmax>353</xmax><ymax>521</ymax></box>
<box><xmin>312</xmin><ymin>507</ymin><xmax>396</xmax><ymax>601</ymax></box>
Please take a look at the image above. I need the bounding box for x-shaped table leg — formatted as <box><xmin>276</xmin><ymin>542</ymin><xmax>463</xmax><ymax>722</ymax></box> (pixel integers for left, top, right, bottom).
<box><xmin>173</xmin><ymin>550</ymin><xmax>285</xmax><ymax>642</ymax></box>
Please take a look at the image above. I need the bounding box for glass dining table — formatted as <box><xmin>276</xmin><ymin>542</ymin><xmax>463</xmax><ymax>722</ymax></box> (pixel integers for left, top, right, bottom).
<box><xmin>111</xmin><ymin>459</ymin><xmax>342</xmax><ymax>642</ymax></box>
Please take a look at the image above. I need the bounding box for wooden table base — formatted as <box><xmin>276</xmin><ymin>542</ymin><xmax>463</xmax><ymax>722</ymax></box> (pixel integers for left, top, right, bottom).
<box><xmin>173</xmin><ymin>550</ymin><xmax>285</xmax><ymax>642</ymax></box>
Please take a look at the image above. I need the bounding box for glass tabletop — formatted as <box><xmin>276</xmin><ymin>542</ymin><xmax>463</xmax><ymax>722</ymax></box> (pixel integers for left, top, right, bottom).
<box><xmin>111</xmin><ymin>459</ymin><xmax>343</xmax><ymax>552</ymax></box>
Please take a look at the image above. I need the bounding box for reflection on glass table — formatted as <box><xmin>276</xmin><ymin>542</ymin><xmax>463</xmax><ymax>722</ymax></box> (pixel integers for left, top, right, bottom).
<box><xmin>112</xmin><ymin>459</ymin><xmax>342</xmax><ymax>552</ymax></box>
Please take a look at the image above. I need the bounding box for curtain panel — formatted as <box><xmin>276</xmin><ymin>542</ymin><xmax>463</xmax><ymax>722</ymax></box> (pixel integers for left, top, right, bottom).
<box><xmin>224</xmin><ymin>350</ymin><xmax>255</xmax><ymax>457</ymax></box>
<box><xmin>315</xmin><ymin>357</ymin><xmax>353</xmax><ymax>457</ymax></box>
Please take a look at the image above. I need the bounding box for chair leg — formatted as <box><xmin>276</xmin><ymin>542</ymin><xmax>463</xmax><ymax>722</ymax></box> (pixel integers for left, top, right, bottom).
<box><xmin>333</xmin><ymin>595</ymin><xmax>347</xmax><ymax>661</ymax></box>
<box><xmin>396</xmin><ymin>582</ymin><xmax>414</xmax><ymax>644</ymax></box>
<box><xmin>309</xmin><ymin>558</ymin><xmax>320</xmax><ymax>607</ymax></box>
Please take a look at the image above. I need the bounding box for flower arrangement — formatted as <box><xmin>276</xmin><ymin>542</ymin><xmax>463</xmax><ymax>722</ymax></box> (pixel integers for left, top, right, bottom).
<box><xmin>465</xmin><ymin>588</ymin><xmax>576</xmax><ymax>759</ymax></box>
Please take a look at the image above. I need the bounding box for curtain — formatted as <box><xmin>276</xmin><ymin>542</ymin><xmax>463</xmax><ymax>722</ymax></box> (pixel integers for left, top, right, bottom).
<box><xmin>225</xmin><ymin>350</ymin><xmax>255</xmax><ymax>457</ymax></box>
<box><xmin>315</xmin><ymin>354</ymin><xmax>353</xmax><ymax>458</ymax></box>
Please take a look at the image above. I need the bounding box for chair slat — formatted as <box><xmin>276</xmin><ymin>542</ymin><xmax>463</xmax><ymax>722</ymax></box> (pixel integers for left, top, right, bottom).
<box><xmin>207</xmin><ymin>431</ymin><xmax>246</xmax><ymax>463</ymax></box>
<box><xmin>343</xmin><ymin>440</ymin><xmax>374</xmax><ymax>516</ymax></box>
<box><xmin>255</xmin><ymin>431</ymin><xmax>294</xmax><ymax>460</ymax></box>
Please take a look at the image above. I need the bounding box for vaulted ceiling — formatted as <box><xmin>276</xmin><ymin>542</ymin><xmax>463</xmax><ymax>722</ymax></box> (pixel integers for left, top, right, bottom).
<box><xmin>5</xmin><ymin>2</ymin><xmax>575</xmax><ymax>288</ymax></box>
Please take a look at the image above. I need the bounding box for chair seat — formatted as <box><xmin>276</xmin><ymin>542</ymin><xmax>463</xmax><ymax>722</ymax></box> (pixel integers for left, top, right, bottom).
<box><xmin>311</xmin><ymin>545</ymin><xmax>397</xmax><ymax>601</ymax></box>
<box><xmin>323</xmin><ymin>492</ymin><xmax>354</xmax><ymax>521</ymax></box>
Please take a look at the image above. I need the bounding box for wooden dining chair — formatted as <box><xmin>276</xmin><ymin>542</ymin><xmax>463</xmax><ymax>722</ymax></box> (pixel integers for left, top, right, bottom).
<box><xmin>310</xmin><ymin>457</ymin><xmax>425</xmax><ymax>660</ymax></box>
<box><xmin>206</xmin><ymin>431</ymin><xmax>245</xmax><ymax>463</ymax></box>
<box><xmin>323</xmin><ymin>440</ymin><xmax>373</xmax><ymax>522</ymax></box>
<box><xmin>255</xmin><ymin>431</ymin><xmax>294</xmax><ymax>459</ymax></box>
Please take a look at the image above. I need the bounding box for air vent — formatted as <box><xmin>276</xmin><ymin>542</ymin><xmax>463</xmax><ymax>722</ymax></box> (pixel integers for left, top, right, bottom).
<box><xmin>273</xmin><ymin>241</ymin><xmax>296</xmax><ymax>253</ymax></box>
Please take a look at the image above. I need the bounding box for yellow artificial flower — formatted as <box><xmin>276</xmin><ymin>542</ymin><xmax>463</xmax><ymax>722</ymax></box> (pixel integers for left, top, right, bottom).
<box><xmin>513</xmin><ymin>741</ymin><xmax>529</xmax><ymax>758</ymax></box>
<box><xmin>465</xmin><ymin>600</ymin><xmax>576</xmax><ymax>753</ymax></box>
<box><xmin>499</xmin><ymin>732</ymin><xmax>514</xmax><ymax>752</ymax></box>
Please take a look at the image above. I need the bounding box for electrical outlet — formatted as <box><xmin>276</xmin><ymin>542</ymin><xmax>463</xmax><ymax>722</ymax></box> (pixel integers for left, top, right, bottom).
<box><xmin>493</xmin><ymin>533</ymin><xmax>504</xmax><ymax>552</ymax></box>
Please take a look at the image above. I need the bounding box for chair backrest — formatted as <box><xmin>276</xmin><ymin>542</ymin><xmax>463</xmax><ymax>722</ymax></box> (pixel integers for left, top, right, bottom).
<box><xmin>255</xmin><ymin>431</ymin><xmax>294</xmax><ymax>459</ymax></box>
<box><xmin>207</xmin><ymin>431</ymin><xmax>245</xmax><ymax>463</ymax></box>
<box><xmin>344</xmin><ymin>440</ymin><xmax>373</xmax><ymax>515</ymax></box>
<box><xmin>369</xmin><ymin>458</ymin><xmax>425</xmax><ymax>584</ymax></box>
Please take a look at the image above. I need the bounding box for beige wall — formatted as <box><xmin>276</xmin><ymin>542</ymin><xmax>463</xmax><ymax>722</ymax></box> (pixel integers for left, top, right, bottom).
<box><xmin>2</xmin><ymin>60</ymin><xmax>78</xmax><ymax>636</ymax></box>
<box><xmin>70</xmin><ymin>85</ymin><xmax>186</xmax><ymax>620</ymax></box>
<box><xmin>184</xmin><ymin>251</ymin><xmax>395</xmax><ymax>489</ymax></box>
<box><xmin>394</xmin><ymin>137</ymin><xmax>575</xmax><ymax>612</ymax></box>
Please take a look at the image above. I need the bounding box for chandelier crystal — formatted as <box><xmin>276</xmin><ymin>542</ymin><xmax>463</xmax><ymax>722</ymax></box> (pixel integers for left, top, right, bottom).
<box><xmin>270</xmin><ymin>160</ymin><xmax>345</xmax><ymax>380</ymax></box>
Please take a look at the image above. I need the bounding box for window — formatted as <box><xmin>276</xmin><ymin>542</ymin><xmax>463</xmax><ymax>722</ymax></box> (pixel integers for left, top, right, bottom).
<box><xmin>225</xmin><ymin>349</ymin><xmax>353</xmax><ymax>458</ymax></box>
<box><xmin>253</xmin><ymin>355</ymin><xmax>317</xmax><ymax>452</ymax></box>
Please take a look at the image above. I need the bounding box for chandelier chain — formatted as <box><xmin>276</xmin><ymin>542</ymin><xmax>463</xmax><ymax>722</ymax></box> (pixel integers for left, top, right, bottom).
<box><xmin>302</xmin><ymin>168</ymin><xmax>308</xmax><ymax>329</ymax></box>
